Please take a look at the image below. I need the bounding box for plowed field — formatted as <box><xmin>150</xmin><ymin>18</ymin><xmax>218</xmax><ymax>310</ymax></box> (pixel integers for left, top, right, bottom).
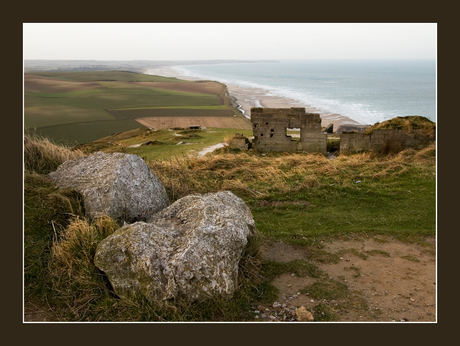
<box><xmin>132</xmin><ymin>81</ymin><xmax>224</xmax><ymax>95</ymax></box>
<box><xmin>135</xmin><ymin>116</ymin><xmax>251</xmax><ymax>130</ymax></box>
<box><xmin>107</xmin><ymin>108</ymin><xmax>233</xmax><ymax>119</ymax></box>
<box><xmin>24</xmin><ymin>75</ymin><xmax>103</xmax><ymax>93</ymax></box>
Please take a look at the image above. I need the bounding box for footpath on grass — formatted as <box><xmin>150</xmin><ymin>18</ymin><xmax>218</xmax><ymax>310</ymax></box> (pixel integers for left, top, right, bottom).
<box><xmin>196</xmin><ymin>143</ymin><xmax>226</xmax><ymax>157</ymax></box>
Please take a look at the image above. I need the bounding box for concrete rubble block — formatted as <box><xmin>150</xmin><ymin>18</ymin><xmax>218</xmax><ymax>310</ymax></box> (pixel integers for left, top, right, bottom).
<box><xmin>48</xmin><ymin>151</ymin><xmax>170</xmax><ymax>224</ymax></box>
<box><xmin>229</xmin><ymin>133</ymin><xmax>252</xmax><ymax>150</ymax></box>
<box><xmin>94</xmin><ymin>191</ymin><xmax>256</xmax><ymax>303</ymax></box>
<box><xmin>336</xmin><ymin>125</ymin><xmax>371</xmax><ymax>134</ymax></box>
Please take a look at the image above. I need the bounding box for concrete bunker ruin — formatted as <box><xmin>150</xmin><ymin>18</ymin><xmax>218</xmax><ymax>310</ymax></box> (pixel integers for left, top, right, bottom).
<box><xmin>229</xmin><ymin>133</ymin><xmax>252</xmax><ymax>150</ymax></box>
<box><xmin>228</xmin><ymin>108</ymin><xmax>435</xmax><ymax>155</ymax></box>
<box><xmin>250</xmin><ymin>107</ymin><xmax>327</xmax><ymax>154</ymax></box>
<box><xmin>339</xmin><ymin>128</ymin><xmax>435</xmax><ymax>153</ymax></box>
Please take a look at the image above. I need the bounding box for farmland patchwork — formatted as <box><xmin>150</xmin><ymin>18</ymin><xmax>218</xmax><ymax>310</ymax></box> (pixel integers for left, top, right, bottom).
<box><xmin>24</xmin><ymin>71</ymin><xmax>248</xmax><ymax>144</ymax></box>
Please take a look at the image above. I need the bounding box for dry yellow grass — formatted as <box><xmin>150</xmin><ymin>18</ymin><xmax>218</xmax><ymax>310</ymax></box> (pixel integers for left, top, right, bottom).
<box><xmin>51</xmin><ymin>215</ymin><xmax>118</xmax><ymax>274</ymax></box>
<box><xmin>49</xmin><ymin>215</ymin><xmax>119</xmax><ymax>318</ymax></box>
<box><xmin>24</xmin><ymin>131</ymin><xmax>84</xmax><ymax>174</ymax></box>
<box><xmin>148</xmin><ymin>144</ymin><xmax>436</xmax><ymax>202</ymax></box>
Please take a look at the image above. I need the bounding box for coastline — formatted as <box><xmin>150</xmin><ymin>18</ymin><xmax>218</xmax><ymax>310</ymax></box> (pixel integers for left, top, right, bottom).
<box><xmin>145</xmin><ymin>66</ymin><xmax>361</xmax><ymax>130</ymax></box>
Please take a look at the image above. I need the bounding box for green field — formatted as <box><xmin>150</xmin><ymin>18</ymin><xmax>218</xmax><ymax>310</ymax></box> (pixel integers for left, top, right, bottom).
<box><xmin>24</xmin><ymin>71</ymin><xmax>240</xmax><ymax>144</ymax></box>
<box><xmin>31</xmin><ymin>119</ymin><xmax>144</xmax><ymax>146</ymax></box>
<box><xmin>107</xmin><ymin>107</ymin><xmax>235</xmax><ymax>119</ymax></box>
<box><xmin>26</xmin><ymin>70</ymin><xmax>184</xmax><ymax>82</ymax></box>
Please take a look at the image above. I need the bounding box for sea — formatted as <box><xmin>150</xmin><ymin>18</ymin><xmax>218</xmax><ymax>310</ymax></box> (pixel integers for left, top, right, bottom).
<box><xmin>170</xmin><ymin>59</ymin><xmax>436</xmax><ymax>125</ymax></box>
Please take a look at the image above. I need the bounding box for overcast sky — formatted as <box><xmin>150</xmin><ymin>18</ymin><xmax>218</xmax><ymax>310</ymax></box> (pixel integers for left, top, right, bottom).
<box><xmin>23</xmin><ymin>23</ymin><xmax>437</xmax><ymax>61</ymax></box>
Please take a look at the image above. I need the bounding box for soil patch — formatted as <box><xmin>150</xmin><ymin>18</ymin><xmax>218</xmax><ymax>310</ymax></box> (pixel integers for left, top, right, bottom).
<box><xmin>262</xmin><ymin>237</ymin><xmax>436</xmax><ymax>322</ymax></box>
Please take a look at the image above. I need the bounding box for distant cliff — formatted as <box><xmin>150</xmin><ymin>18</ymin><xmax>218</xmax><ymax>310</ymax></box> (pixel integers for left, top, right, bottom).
<box><xmin>24</xmin><ymin>59</ymin><xmax>280</xmax><ymax>73</ymax></box>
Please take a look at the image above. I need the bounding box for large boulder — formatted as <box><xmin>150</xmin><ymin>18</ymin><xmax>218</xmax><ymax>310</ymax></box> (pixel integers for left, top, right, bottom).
<box><xmin>94</xmin><ymin>191</ymin><xmax>255</xmax><ymax>303</ymax></box>
<box><xmin>48</xmin><ymin>151</ymin><xmax>169</xmax><ymax>223</ymax></box>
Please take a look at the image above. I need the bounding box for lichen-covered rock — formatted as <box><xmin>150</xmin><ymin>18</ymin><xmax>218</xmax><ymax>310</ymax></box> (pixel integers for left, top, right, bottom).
<box><xmin>94</xmin><ymin>191</ymin><xmax>255</xmax><ymax>303</ymax></box>
<box><xmin>48</xmin><ymin>151</ymin><xmax>169</xmax><ymax>223</ymax></box>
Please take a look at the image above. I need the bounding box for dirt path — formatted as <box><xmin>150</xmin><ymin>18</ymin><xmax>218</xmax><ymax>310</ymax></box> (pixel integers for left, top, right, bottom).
<box><xmin>260</xmin><ymin>236</ymin><xmax>436</xmax><ymax>322</ymax></box>
<box><xmin>196</xmin><ymin>143</ymin><xmax>226</xmax><ymax>157</ymax></box>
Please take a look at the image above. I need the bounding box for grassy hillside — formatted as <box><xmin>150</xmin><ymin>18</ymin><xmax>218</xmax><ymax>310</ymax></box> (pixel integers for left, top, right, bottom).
<box><xmin>363</xmin><ymin>116</ymin><xmax>435</xmax><ymax>135</ymax></box>
<box><xmin>149</xmin><ymin>147</ymin><xmax>436</xmax><ymax>241</ymax></box>
<box><xmin>24</xmin><ymin>71</ymin><xmax>246</xmax><ymax>145</ymax></box>
<box><xmin>23</xmin><ymin>130</ymin><xmax>436</xmax><ymax>322</ymax></box>
<box><xmin>75</xmin><ymin>127</ymin><xmax>254</xmax><ymax>161</ymax></box>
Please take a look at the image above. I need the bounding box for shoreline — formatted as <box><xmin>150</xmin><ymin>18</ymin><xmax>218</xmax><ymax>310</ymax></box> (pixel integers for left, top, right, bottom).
<box><xmin>145</xmin><ymin>66</ymin><xmax>361</xmax><ymax>130</ymax></box>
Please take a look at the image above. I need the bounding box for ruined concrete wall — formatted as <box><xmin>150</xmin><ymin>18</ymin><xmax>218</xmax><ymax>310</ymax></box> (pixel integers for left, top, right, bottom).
<box><xmin>251</xmin><ymin>107</ymin><xmax>327</xmax><ymax>154</ymax></box>
<box><xmin>229</xmin><ymin>133</ymin><xmax>251</xmax><ymax>150</ymax></box>
<box><xmin>301</xmin><ymin>132</ymin><xmax>328</xmax><ymax>153</ymax></box>
<box><xmin>336</xmin><ymin>125</ymin><xmax>370</xmax><ymax>134</ymax></box>
<box><xmin>340</xmin><ymin>129</ymin><xmax>435</xmax><ymax>153</ymax></box>
<box><xmin>339</xmin><ymin>133</ymin><xmax>372</xmax><ymax>152</ymax></box>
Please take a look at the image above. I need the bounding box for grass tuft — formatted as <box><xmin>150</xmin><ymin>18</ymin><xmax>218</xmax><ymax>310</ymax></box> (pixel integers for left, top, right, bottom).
<box><xmin>48</xmin><ymin>215</ymin><xmax>120</xmax><ymax>320</ymax></box>
<box><xmin>24</xmin><ymin>130</ymin><xmax>84</xmax><ymax>174</ymax></box>
<box><xmin>44</xmin><ymin>215</ymin><xmax>268</xmax><ymax>321</ymax></box>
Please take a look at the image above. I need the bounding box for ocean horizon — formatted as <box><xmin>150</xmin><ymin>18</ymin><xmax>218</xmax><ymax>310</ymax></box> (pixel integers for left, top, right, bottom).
<box><xmin>169</xmin><ymin>59</ymin><xmax>436</xmax><ymax>126</ymax></box>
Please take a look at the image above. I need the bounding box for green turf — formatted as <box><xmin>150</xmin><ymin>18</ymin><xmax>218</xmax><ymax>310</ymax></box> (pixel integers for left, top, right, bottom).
<box><xmin>251</xmin><ymin>166</ymin><xmax>435</xmax><ymax>243</ymax></box>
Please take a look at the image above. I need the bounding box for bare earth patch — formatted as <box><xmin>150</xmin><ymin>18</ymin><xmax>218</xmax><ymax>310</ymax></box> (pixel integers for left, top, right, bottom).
<box><xmin>261</xmin><ymin>237</ymin><xmax>436</xmax><ymax>322</ymax></box>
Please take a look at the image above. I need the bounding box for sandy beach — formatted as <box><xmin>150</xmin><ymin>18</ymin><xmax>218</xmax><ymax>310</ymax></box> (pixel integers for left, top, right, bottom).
<box><xmin>145</xmin><ymin>66</ymin><xmax>361</xmax><ymax>130</ymax></box>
